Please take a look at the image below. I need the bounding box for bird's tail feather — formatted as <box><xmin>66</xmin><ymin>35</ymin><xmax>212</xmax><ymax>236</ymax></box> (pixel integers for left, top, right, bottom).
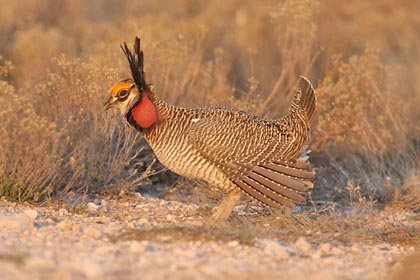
<box><xmin>233</xmin><ymin>159</ymin><xmax>315</xmax><ymax>208</ymax></box>
<box><xmin>294</xmin><ymin>76</ymin><xmax>316</xmax><ymax>120</ymax></box>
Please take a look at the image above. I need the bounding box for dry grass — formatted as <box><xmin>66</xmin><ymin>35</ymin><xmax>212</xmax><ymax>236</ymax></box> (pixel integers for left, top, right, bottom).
<box><xmin>0</xmin><ymin>0</ymin><xmax>419</xmax><ymax>220</ymax></box>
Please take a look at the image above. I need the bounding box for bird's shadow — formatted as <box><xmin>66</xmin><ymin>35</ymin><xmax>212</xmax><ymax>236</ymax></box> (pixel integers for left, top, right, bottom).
<box><xmin>108</xmin><ymin>224</ymin><xmax>256</xmax><ymax>246</ymax></box>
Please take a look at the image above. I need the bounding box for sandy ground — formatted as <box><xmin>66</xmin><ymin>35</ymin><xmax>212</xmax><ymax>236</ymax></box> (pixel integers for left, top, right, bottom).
<box><xmin>0</xmin><ymin>194</ymin><xmax>418</xmax><ymax>280</ymax></box>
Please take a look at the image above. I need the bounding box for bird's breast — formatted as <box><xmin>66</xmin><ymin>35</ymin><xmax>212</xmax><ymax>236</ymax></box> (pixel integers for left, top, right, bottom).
<box><xmin>142</xmin><ymin>121</ymin><xmax>217</xmax><ymax>181</ymax></box>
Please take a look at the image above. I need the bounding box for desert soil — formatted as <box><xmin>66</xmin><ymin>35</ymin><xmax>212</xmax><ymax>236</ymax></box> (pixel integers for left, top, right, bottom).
<box><xmin>0</xmin><ymin>194</ymin><xmax>417</xmax><ymax>280</ymax></box>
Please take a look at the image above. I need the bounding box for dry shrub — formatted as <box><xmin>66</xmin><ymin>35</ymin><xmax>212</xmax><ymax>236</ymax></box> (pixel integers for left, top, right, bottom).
<box><xmin>395</xmin><ymin>172</ymin><xmax>420</xmax><ymax>212</ymax></box>
<box><xmin>314</xmin><ymin>47</ymin><xmax>404</xmax><ymax>155</ymax></box>
<box><xmin>311</xmin><ymin>47</ymin><xmax>419</xmax><ymax>203</ymax></box>
<box><xmin>0</xmin><ymin>57</ymin><xmax>63</xmax><ymax>200</ymax></box>
<box><xmin>0</xmin><ymin>56</ymin><xmax>151</xmax><ymax>201</ymax></box>
<box><xmin>317</xmin><ymin>0</ymin><xmax>420</xmax><ymax>126</ymax></box>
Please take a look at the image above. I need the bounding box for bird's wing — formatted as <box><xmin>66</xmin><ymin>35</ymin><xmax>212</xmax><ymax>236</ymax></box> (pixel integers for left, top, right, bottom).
<box><xmin>188</xmin><ymin>113</ymin><xmax>283</xmax><ymax>173</ymax></box>
<box><xmin>187</xmin><ymin>112</ymin><xmax>314</xmax><ymax>208</ymax></box>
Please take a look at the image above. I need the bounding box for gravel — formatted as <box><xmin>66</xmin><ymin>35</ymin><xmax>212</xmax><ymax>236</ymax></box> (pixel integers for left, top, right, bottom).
<box><xmin>0</xmin><ymin>197</ymin><xmax>415</xmax><ymax>280</ymax></box>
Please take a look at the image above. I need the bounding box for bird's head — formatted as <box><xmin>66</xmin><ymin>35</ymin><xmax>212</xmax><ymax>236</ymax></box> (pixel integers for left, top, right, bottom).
<box><xmin>104</xmin><ymin>37</ymin><xmax>157</xmax><ymax>129</ymax></box>
<box><xmin>104</xmin><ymin>78</ymin><xmax>139</xmax><ymax>115</ymax></box>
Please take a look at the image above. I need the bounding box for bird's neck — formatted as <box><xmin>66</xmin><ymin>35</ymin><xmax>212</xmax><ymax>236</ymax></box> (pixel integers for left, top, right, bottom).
<box><xmin>131</xmin><ymin>93</ymin><xmax>158</xmax><ymax>129</ymax></box>
<box><xmin>130</xmin><ymin>91</ymin><xmax>176</xmax><ymax>131</ymax></box>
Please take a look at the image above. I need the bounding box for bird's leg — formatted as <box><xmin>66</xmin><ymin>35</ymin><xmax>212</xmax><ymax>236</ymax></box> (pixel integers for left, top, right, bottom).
<box><xmin>211</xmin><ymin>190</ymin><xmax>241</xmax><ymax>224</ymax></box>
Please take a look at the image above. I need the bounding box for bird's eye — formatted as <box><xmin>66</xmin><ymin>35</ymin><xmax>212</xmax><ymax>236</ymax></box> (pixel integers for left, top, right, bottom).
<box><xmin>118</xmin><ymin>89</ymin><xmax>129</xmax><ymax>99</ymax></box>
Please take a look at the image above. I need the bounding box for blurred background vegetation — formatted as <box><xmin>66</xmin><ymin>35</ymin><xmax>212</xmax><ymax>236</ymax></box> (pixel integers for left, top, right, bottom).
<box><xmin>0</xmin><ymin>0</ymin><xmax>419</xmax><ymax>210</ymax></box>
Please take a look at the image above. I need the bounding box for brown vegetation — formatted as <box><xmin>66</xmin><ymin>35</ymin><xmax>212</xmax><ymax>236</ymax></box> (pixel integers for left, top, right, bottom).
<box><xmin>0</xmin><ymin>0</ymin><xmax>419</xmax><ymax>218</ymax></box>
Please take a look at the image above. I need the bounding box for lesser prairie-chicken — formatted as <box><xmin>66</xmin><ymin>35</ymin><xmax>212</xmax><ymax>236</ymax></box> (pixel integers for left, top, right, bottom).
<box><xmin>104</xmin><ymin>37</ymin><xmax>316</xmax><ymax>222</ymax></box>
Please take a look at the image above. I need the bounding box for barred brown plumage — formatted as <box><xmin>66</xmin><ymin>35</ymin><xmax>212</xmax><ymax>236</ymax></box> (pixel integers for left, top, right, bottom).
<box><xmin>104</xmin><ymin>36</ymin><xmax>317</xmax><ymax>222</ymax></box>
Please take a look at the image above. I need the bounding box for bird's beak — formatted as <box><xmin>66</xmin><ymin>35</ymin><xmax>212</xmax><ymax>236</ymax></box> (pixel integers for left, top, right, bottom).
<box><xmin>103</xmin><ymin>97</ymin><xmax>115</xmax><ymax>111</ymax></box>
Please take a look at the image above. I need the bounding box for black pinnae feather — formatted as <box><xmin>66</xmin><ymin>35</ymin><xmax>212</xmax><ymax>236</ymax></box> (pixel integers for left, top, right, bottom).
<box><xmin>135</xmin><ymin>37</ymin><xmax>147</xmax><ymax>89</ymax></box>
<box><xmin>121</xmin><ymin>36</ymin><xmax>147</xmax><ymax>92</ymax></box>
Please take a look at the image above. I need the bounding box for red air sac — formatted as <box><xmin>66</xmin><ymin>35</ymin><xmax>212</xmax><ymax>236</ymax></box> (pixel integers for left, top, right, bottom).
<box><xmin>131</xmin><ymin>94</ymin><xmax>158</xmax><ymax>128</ymax></box>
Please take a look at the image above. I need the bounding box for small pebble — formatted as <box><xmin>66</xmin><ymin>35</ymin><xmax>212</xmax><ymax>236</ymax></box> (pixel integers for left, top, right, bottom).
<box><xmin>130</xmin><ymin>241</ymin><xmax>144</xmax><ymax>252</ymax></box>
<box><xmin>378</xmin><ymin>243</ymin><xmax>391</xmax><ymax>250</ymax></box>
<box><xmin>0</xmin><ymin>213</ymin><xmax>33</xmax><ymax>231</ymax></box>
<box><xmin>125</xmin><ymin>215</ymin><xmax>133</xmax><ymax>222</ymax></box>
<box><xmin>311</xmin><ymin>250</ymin><xmax>323</xmax><ymax>260</ymax></box>
<box><xmin>259</xmin><ymin>239</ymin><xmax>290</xmax><ymax>260</ymax></box>
<box><xmin>23</xmin><ymin>209</ymin><xmax>38</xmax><ymax>221</ymax></box>
<box><xmin>81</xmin><ymin>260</ymin><xmax>102</xmax><ymax>278</ymax></box>
<box><xmin>57</xmin><ymin>220</ymin><xmax>75</xmax><ymax>231</ymax></box>
<box><xmin>101</xmin><ymin>199</ymin><xmax>108</xmax><ymax>207</ymax></box>
<box><xmin>87</xmin><ymin>202</ymin><xmax>98</xmax><ymax>211</ymax></box>
<box><xmin>331</xmin><ymin>247</ymin><xmax>343</xmax><ymax>256</ymax></box>
<box><xmin>295</xmin><ymin>237</ymin><xmax>312</xmax><ymax>252</ymax></box>
<box><xmin>350</xmin><ymin>244</ymin><xmax>362</xmax><ymax>253</ymax></box>
<box><xmin>58</xmin><ymin>208</ymin><xmax>69</xmax><ymax>216</ymax></box>
<box><xmin>81</xmin><ymin>226</ymin><xmax>102</xmax><ymax>238</ymax></box>
<box><xmin>227</xmin><ymin>240</ymin><xmax>240</xmax><ymax>247</ymax></box>
<box><xmin>94</xmin><ymin>246</ymin><xmax>110</xmax><ymax>255</ymax></box>
<box><xmin>137</xmin><ymin>218</ymin><xmax>149</xmax><ymax>225</ymax></box>
<box><xmin>318</xmin><ymin>243</ymin><xmax>332</xmax><ymax>253</ymax></box>
<box><xmin>145</xmin><ymin>243</ymin><xmax>156</xmax><ymax>252</ymax></box>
